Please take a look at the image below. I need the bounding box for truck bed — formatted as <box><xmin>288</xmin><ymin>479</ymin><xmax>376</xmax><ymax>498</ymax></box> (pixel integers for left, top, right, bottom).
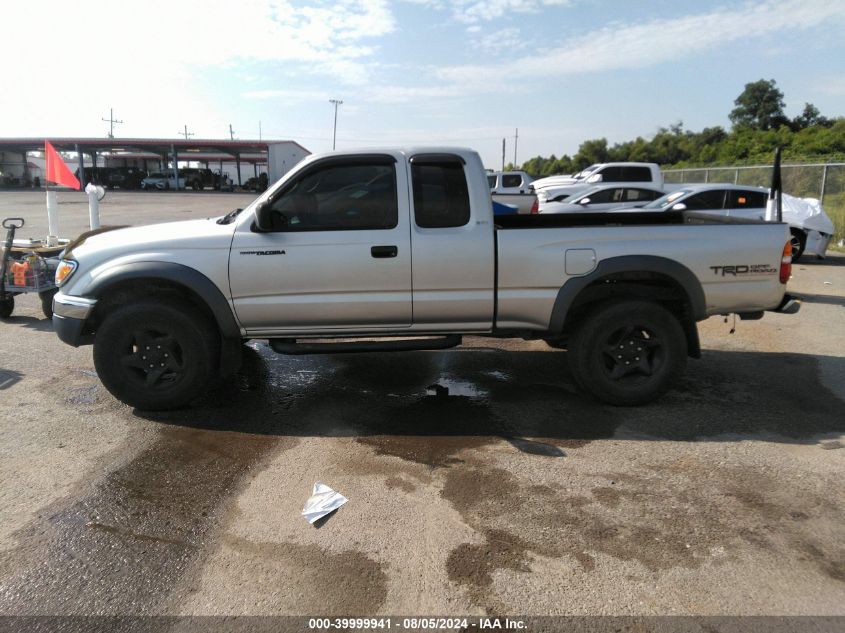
<box><xmin>495</xmin><ymin>209</ymin><xmax>774</xmax><ymax>229</ymax></box>
<box><xmin>493</xmin><ymin>211</ymin><xmax>791</xmax><ymax>331</ymax></box>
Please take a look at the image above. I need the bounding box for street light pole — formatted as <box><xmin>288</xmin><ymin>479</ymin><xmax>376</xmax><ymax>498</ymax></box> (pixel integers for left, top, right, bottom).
<box><xmin>329</xmin><ymin>99</ymin><xmax>343</xmax><ymax>150</ymax></box>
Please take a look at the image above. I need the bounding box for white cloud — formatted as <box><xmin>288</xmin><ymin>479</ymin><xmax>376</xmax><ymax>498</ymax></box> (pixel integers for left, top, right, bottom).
<box><xmin>470</xmin><ymin>27</ymin><xmax>528</xmax><ymax>54</ymax></box>
<box><xmin>436</xmin><ymin>0</ymin><xmax>845</xmax><ymax>83</ymax></box>
<box><xmin>0</xmin><ymin>0</ymin><xmax>395</xmax><ymax>85</ymax></box>
<box><xmin>815</xmin><ymin>76</ymin><xmax>845</xmax><ymax>96</ymax></box>
<box><xmin>405</xmin><ymin>0</ymin><xmax>571</xmax><ymax>24</ymax></box>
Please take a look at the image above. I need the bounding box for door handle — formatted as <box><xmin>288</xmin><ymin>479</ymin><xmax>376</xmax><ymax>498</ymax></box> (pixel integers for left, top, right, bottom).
<box><xmin>371</xmin><ymin>245</ymin><xmax>398</xmax><ymax>258</ymax></box>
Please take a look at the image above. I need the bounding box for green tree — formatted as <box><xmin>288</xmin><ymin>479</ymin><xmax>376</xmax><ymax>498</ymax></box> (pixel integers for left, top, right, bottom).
<box><xmin>729</xmin><ymin>79</ymin><xmax>788</xmax><ymax>130</ymax></box>
<box><xmin>792</xmin><ymin>103</ymin><xmax>832</xmax><ymax>130</ymax></box>
<box><xmin>573</xmin><ymin>138</ymin><xmax>609</xmax><ymax>169</ymax></box>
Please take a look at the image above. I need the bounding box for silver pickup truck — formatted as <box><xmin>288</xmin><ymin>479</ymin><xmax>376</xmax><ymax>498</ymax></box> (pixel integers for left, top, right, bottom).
<box><xmin>51</xmin><ymin>147</ymin><xmax>798</xmax><ymax>410</ymax></box>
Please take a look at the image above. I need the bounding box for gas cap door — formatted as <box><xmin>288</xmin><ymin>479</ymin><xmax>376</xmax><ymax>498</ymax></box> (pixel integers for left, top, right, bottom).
<box><xmin>565</xmin><ymin>249</ymin><xmax>597</xmax><ymax>276</ymax></box>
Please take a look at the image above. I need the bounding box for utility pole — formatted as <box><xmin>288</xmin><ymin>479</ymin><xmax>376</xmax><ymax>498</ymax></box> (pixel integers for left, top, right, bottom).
<box><xmin>513</xmin><ymin>128</ymin><xmax>519</xmax><ymax>167</ymax></box>
<box><xmin>259</xmin><ymin>120</ymin><xmax>262</xmax><ymax>141</ymax></box>
<box><xmin>501</xmin><ymin>138</ymin><xmax>506</xmax><ymax>171</ymax></box>
<box><xmin>101</xmin><ymin>108</ymin><xmax>123</xmax><ymax>139</ymax></box>
<box><xmin>180</xmin><ymin>125</ymin><xmax>194</xmax><ymax>141</ymax></box>
<box><xmin>329</xmin><ymin>99</ymin><xmax>343</xmax><ymax>150</ymax></box>
<box><xmin>229</xmin><ymin>124</ymin><xmax>235</xmax><ymax>140</ymax></box>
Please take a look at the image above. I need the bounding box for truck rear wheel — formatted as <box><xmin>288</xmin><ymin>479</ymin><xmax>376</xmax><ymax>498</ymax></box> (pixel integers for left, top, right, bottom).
<box><xmin>789</xmin><ymin>229</ymin><xmax>806</xmax><ymax>262</ymax></box>
<box><xmin>568</xmin><ymin>300</ymin><xmax>686</xmax><ymax>406</ymax></box>
<box><xmin>93</xmin><ymin>300</ymin><xmax>218</xmax><ymax>410</ymax></box>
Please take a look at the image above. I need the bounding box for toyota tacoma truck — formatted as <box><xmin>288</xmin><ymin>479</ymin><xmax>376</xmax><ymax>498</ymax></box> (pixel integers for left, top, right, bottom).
<box><xmin>51</xmin><ymin>147</ymin><xmax>799</xmax><ymax>410</ymax></box>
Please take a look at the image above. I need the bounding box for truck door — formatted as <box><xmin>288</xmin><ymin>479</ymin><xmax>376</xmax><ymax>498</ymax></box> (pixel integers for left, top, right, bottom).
<box><xmin>408</xmin><ymin>153</ymin><xmax>495</xmax><ymax>330</ymax></box>
<box><xmin>228</xmin><ymin>154</ymin><xmax>412</xmax><ymax>332</ymax></box>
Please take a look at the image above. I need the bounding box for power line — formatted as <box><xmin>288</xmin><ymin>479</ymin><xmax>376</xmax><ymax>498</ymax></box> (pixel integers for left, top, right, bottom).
<box><xmin>180</xmin><ymin>125</ymin><xmax>194</xmax><ymax>140</ymax></box>
<box><xmin>101</xmin><ymin>108</ymin><xmax>123</xmax><ymax>139</ymax></box>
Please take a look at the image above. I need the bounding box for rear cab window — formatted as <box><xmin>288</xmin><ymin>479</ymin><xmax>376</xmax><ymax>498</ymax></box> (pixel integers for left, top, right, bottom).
<box><xmin>501</xmin><ymin>174</ymin><xmax>522</xmax><ymax>188</ymax></box>
<box><xmin>410</xmin><ymin>155</ymin><xmax>471</xmax><ymax>229</ymax></box>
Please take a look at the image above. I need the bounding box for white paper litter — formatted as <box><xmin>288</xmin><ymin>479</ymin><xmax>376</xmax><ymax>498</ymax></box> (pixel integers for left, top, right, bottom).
<box><xmin>302</xmin><ymin>482</ymin><xmax>348</xmax><ymax>524</ymax></box>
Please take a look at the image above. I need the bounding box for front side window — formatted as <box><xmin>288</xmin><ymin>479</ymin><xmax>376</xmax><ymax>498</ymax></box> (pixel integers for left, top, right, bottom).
<box><xmin>624</xmin><ymin>188</ymin><xmax>661</xmax><ymax>202</ymax></box>
<box><xmin>684</xmin><ymin>189</ymin><xmax>727</xmax><ymax>210</ymax></box>
<box><xmin>411</xmin><ymin>160</ymin><xmax>471</xmax><ymax>229</ymax></box>
<box><xmin>581</xmin><ymin>188</ymin><xmax>617</xmax><ymax>204</ymax></box>
<box><xmin>266</xmin><ymin>162</ymin><xmax>397</xmax><ymax>231</ymax></box>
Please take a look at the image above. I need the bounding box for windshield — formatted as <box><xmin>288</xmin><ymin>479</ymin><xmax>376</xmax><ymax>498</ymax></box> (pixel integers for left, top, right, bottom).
<box><xmin>643</xmin><ymin>190</ymin><xmax>690</xmax><ymax>210</ymax></box>
<box><xmin>573</xmin><ymin>164</ymin><xmax>600</xmax><ymax>180</ymax></box>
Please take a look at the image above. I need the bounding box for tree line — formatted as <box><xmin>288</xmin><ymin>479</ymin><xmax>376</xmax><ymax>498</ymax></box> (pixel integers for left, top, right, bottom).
<box><xmin>513</xmin><ymin>79</ymin><xmax>845</xmax><ymax>177</ymax></box>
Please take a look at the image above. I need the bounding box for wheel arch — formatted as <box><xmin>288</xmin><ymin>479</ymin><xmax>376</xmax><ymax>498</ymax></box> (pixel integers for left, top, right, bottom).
<box><xmin>549</xmin><ymin>256</ymin><xmax>705</xmax><ymax>358</ymax></box>
<box><xmin>84</xmin><ymin>262</ymin><xmax>240</xmax><ymax>339</ymax></box>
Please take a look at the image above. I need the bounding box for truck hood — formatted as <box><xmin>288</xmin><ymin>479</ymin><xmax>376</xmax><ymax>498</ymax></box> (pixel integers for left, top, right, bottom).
<box><xmin>70</xmin><ymin>218</ymin><xmax>235</xmax><ymax>260</ymax></box>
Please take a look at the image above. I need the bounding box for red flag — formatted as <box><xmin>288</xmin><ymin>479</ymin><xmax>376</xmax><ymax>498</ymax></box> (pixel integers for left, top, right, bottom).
<box><xmin>45</xmin><ymin>141</ymin><xmax>80</xmax><ymax>190</ymax></box>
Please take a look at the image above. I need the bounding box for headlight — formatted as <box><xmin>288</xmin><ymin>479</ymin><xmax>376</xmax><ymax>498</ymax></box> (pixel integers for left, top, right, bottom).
<box><xmin>55</xmin><ymin>259</ymin><xmax>78</xmax><ymax>286</ymax></box>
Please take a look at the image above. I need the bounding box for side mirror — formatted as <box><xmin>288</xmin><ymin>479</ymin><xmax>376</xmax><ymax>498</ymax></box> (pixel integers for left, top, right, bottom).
<box><xmin>253</xmin><ymin>201</ymin><xmax>274</xmax><ymax>232</ymax></box>
<box><xmin>671</xmin><ymin>203</ymin><xmax>687</xmax><ymax>211</ymax></box>
<box><xmin>579</xmin><ymin>197</ymin><xmax>591</xmax><ymax>205</ymax></box>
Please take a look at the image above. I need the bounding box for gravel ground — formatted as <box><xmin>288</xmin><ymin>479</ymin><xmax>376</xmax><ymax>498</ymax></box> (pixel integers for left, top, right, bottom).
<box><xmin>0</xmin><ymin>191</ymin><xmax>842</xmax><ymax>623</ymax></box>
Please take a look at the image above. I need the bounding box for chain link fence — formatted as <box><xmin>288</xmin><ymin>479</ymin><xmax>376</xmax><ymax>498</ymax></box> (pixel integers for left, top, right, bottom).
<box><xmin>663</xmin><ymin>163</ymin><xmax>845</xmax><ymax>243</ymax></box>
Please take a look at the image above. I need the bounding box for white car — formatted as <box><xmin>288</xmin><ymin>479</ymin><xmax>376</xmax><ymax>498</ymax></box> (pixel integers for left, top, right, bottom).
<box><xmin>140</xmin><ymin>172</ymin><xmax>186</xmax><ymax>190</ymax></box>
<box><xmin>540</xmin><ymin>185</ymin><xmax>664</xmax><ymax>214</ymax></box>
<box><xmin>638</xmin><ymin>184</ymin><xmax>834</xmax><ymax>260</ymax></box>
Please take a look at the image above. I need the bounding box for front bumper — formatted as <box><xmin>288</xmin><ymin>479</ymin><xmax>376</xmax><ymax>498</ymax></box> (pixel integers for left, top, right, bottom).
<box><xmin>52</xmin><ymin>294</ymin><xmax>97</xmax><ymax>347</ymax></box>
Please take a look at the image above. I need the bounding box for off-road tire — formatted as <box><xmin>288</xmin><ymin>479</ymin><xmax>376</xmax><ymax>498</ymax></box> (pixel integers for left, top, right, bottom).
<box><xmin>93</xmin><ymin>300</ymin><xmax>219</xmax><ymax>410</ymax></box>
<box><xmin>0</xmin><ymin>296</ymin><xmax>13</xmax><ymax>319</ymax></box>
<box><xmin>790</xmin><ymin>229</ymin><xmax>806</xmax><ymax>262</ymax></box>
<box><xmin>40</xmin><ymin>289</ymin><xmax>58</xmax><ymax>319</ymax></box>
<box><xmin>569</xmin><ymin>299</ymin><xmax>686</xmax><ymax>406</ymax></box>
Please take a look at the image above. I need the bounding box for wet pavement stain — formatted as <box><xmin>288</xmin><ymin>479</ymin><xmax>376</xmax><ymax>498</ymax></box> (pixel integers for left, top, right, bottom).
<box><xmin>0</xmin><ymin>348</ymin><xmax>304</xmax><ymax>616</ymax></box>
<box><xmin>446</xmin><ymin>528</ymin><xmax>531</xmax><ymax>608</ymax></box>
<box><xmin>215</xmin><ymin>534</ymin><xmax>389</xmax><ymax>615</ymax></box>
<box><xmin>440</xmin><ymin>462</ymin><xmax>845</xmax><ymax>612</ymax></box>
<box><xmin>384</xmin><ymin>476</ymin><xmax>417</xmax><ymax>493</ymax></box>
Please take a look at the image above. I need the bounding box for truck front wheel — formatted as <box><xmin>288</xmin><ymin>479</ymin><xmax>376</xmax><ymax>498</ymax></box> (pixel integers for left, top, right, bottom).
<box><xmin>568</xmin><ymin>300</ymin><xmax>686</xmax><ymax>406</ymax></box>
<box><xmin>93</xmin><ymin>300</ymin><xmax>218</xmax><ymax>410</ymax></box>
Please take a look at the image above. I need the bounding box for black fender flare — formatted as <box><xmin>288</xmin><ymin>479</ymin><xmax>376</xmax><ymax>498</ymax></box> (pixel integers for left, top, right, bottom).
<box><xmin>549</xmin><ymin>255</ymin><xmax>706</xmax><ymax>334</ymax></box>
<box><xmin>84</xmin><ymin>262</ymin><xmax>241</xmax><ymax>339</ymax></box>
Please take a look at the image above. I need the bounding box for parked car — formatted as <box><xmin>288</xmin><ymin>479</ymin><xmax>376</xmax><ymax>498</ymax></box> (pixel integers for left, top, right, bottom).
<box><xmin>532</xmin><ymin>162</ymin><xmax>663</xmax><ymax>191</ymax></box>
<box><xmin>532</xmin><ymin>162</ymin><xmax>665</xmax><ymax>206</ymax></box>
<box><xmin>488</xmin><ymin>170</ymin><xmax>538</xmax><ymax>214</ymax></box>
<box><xmin>488</xmin><ymin>170</ymin><xmax>534</xmax><ymax>193</ymax></box>
<box><xmin>540</xmin><ymin>184</ymin><xmax>664</xmax><ymax>214</ymax></box>
<box><xmin>181</xmin><ymin>168</ymin><xmax>218</xmax><ymax>190</ymax></box>
<box><xmin>107</xmin><ymin>168</ymin><xmax>147</xmax><ymax>190</ymax></box>
<box><xmin>637</xmin><ymin>184</ymin><xmax>834</xmax><ymax>260</ymax></box>
<box><xmin>52</xmin><ymin>147</ymin><xmax>799</xmax><ymax>410</ymax></box>
<box><xmin>140</xmin><ymin>172</ymin><xmax>185</xmax><ymax>190</ymax></box>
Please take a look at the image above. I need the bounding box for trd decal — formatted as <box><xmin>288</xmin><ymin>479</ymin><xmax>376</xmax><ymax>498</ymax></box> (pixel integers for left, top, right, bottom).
<box><xmin>710</xmin><ymin>264</ymin><xmax>777</xmax><ymax>276</ymax></box>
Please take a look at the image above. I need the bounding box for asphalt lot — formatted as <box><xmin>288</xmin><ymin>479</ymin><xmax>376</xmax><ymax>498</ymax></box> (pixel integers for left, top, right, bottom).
<box><xmin>0</xmin><ymin>190</ymin><xmax>843</xmax><ymax>620</ymax></box>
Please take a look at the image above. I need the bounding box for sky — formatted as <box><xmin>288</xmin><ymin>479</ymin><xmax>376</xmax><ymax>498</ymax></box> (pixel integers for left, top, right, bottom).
<box><xmin>1</xmin><ymin>0</ymin><xmax>844</xmax><ymax>169</ymax></box>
